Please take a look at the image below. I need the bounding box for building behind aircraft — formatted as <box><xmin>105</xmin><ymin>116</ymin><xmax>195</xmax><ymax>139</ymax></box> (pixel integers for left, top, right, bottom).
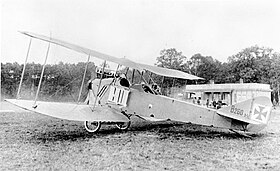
<box><xmin>182</xmin><ymin>79</ymin><xmax>271</xmax><ymax>109</ymax></box>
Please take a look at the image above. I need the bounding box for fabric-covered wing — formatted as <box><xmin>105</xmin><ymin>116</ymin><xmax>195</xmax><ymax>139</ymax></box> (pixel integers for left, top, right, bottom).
<box><xmin>139</xmin><ymin>63</ymin><xmax>203</xmax><ymax>80</ymax></box>
<box><xmin>20</xmin><ymin>31</ymin><xmax>144</xmax><ymax>71</ymax></box>
<box><xmin>20</xmin><ymin>31</ymin><xmax>203</xmax><ymax>80</ymax></box>
<box><xmin>5</xmin><ymin>99</ymin><xmax>129</xmax><ymax>122</ymax></box>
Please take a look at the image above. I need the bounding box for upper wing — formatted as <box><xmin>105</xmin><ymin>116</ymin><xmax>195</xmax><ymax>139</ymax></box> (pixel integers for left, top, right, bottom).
<box><xmin>139</xmin><ymin>63</ymin><xmax>203</xmax><ymax>80</ymax></box>
<box><xmin>20</xmin><ymin>31</ymin><xmax>203</xmax><ymax>80</ymax></box>
<box><xmin>20</xmin><ymin>31</ymin><xmax>144</xmax><ymax>71</ymax></box>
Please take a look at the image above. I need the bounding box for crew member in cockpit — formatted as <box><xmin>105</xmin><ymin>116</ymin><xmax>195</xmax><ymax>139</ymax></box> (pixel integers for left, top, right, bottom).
<box><xmin>151</xmin><ymin>83</ymin><xmax>161</xmax><ymax>95</ymax></box>
<box><xmin>141</xmin><ymin>82</ymin><xmax>154</xmax><ymax>94</ymax></box>
<box><xmin>118</xmin><ymin>73</ymin><xmax>130</xmax><ymax>87</ymax></box>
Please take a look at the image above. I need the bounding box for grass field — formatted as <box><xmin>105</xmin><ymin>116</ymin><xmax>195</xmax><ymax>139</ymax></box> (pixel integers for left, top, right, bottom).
<box><xmin>0</xmin><ymin>102</ymin><xmax>280</xmax><ymax>170</ymax></box>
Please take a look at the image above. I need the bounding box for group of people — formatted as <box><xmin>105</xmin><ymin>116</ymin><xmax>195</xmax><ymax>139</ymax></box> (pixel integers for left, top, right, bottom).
<box><xmin>192</xmin><ymin>97</ymin><xmax>223</xmax><ymax>109</ymax></box>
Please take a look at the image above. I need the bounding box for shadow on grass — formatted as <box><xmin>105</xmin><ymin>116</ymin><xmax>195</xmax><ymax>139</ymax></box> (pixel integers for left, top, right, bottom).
<box><xmin>28</xmin><ymin>120</ymin><xmax>177</xmax><ymax>143</ymax></box>
<box><xmin>130</xmin><ymin>120</ymin><xmax>264</xmax><ymax>140</ymax></box>
<box><xmin>27</xmin><ymin>119</ymin><xmax>264</xmax><ymax>143</ymax></box>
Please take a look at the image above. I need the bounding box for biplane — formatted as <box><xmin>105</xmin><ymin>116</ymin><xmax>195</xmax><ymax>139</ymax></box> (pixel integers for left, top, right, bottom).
<box><xmin>5</xmin><ymin>31</ymin><xmax>272</xmax><ymax>134</ymax></box>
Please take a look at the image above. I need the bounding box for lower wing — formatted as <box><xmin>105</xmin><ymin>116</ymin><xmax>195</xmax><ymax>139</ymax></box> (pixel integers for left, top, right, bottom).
<box><xmin>5</xmin><ymin>99</ymin><xmax>129</xmax><ymax>122</ymax></box>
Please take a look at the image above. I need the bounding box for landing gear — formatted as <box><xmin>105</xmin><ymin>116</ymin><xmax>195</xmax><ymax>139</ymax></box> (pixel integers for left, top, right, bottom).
<box><xmin>115</xmin><ymin>121</ymin><xmax>131</xmax><ymax>130</ymax></box>
<box><xmin>84</xmin><ymin>112</ymin><xmax>131</xmax><ymax>132</ymax></box>
<box><xmin>115</xmin><ymin>111</ymin><xmax>131</xmax><ymax>130</ymax></box>
<box><xmin>84</xmin><ymin>121</ymin><xmax>101</xmax><ymax>133</ymax></box>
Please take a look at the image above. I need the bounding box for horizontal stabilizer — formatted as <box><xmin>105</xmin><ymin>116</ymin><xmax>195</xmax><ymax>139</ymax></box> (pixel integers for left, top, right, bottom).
<box><xmin>5</xmin><ymin>99</ymin><xmax>129</xmax><ymax>122</ymax></box>
<box><xmin>217</xmin><ymin>96</ymin><xmax>272</xmax><ymax>125</ymax></box>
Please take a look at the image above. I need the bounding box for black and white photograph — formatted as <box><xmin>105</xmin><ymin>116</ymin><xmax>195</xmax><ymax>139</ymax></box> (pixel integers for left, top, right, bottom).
<box><xmin>1</xmin><ymin>0</ymin><xmax>280</xmax><ymax>170</ymax></box>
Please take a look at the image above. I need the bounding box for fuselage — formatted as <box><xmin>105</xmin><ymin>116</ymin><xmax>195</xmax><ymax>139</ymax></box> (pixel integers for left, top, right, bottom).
<box><xmin>89</xmin><ymin>78</ymin><xmax>266</xmax><ymax>132</ymax></box>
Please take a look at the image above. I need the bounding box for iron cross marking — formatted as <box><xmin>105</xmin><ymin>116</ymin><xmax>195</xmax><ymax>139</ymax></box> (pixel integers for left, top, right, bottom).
<box><xmin>253</xmin><ymin>105</ymin><xmax>269</xmax><ymax>122</ymax></box>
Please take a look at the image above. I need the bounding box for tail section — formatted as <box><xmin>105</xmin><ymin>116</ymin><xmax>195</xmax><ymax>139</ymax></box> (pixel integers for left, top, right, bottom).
<box><xmin>217</xmin><ymin>96</ymin><xmax>272</xmax><ymax>126</ymax></box>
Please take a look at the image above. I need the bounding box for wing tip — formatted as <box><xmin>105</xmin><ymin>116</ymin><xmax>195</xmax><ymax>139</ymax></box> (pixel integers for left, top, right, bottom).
<box><xmin>18</xmin><ymin>31</ymin><xmax>32</xmax><ymax>37</ymax></box>
<box><xmin>18</xmin><ymin>30</ymin><xmax>27</xmax><ymax>34</ymax></box>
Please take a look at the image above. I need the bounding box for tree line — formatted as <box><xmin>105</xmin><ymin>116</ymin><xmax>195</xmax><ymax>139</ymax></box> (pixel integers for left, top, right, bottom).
<box><xmin>1</xmin><ymin>45</ymin><xmax>280</xmax><ymax>103</ymax></box>
<box><xmin>1</xmin><ymin>62</ymin><xmax>95</xmax><ymax>101</ymax></box>
<box><xmin>155</xmin><ymin>45</ymin><xmax>280</xmax><ymax>104</ymax></box>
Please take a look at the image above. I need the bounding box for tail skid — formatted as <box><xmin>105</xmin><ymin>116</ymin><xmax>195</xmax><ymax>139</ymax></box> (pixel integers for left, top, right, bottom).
<box><xmin>229</xmin><ymin>129</ymin><xmax>254</xmax><ymax>138</ymax></box>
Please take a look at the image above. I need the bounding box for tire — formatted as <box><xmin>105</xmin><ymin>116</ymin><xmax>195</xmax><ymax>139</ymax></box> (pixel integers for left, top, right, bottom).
<box><xmin>115</xmin><ymin>121</ymin><xmax>131</xmax><ymax>130</ymax></box>
<box><xmin>84</xmin><ymin>121</ymin><xmax>101</xmax><ymax>133</ymax></box>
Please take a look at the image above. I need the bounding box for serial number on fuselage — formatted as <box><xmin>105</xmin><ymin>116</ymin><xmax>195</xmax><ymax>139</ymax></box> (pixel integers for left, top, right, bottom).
<box><xmin>230</xmin><ymin>105</ymin><xmax>250</xmax><ymax>118</ymax></box>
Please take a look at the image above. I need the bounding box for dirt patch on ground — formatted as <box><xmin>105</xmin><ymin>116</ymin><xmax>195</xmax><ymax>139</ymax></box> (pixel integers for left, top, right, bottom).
<box><xmin>0</xmin><ymin>102</ymin><xmax>280</xmax><ymax>170</ymax></box>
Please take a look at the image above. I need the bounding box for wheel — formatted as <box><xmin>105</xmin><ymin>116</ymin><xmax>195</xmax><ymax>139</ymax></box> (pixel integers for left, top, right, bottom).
<box><xmin>116</xmin><ymin>121</ymin><xmax>131</xmax><ymax>130</ymax></box>
<box><xmin>84</xmin><ymin>121</ymin><xmax>101</xmax><ymax>133</ymax></box>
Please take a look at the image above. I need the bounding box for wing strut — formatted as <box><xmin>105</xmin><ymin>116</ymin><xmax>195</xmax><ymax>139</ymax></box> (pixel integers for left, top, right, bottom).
<box><xmin>78</xmin><ymin>54</ymin><xmax>91</xmax><ymax>102</ymax></box>
<box><xmin>131</xmin><ymin>69</ymin><xmax>135</xmax><ymax>84</ymax></box>
<box><xmin>113</xmin><ymin>64</ymin><xmax>120</xmax><ymax>85</ymax></box>
<box><xmin>17</xmin><ymin>38</ymin><xmax>32</xmax><ymax>99</ymax></box>
<box><xmin>93</xmin><ymin>60</ymin><xmax>106</xmax><ymax>109</ymax></box>
<box><xmin>160</xmin><ymin>76</ymin><xmax>165</xmax><ymax>90</ymax></box>
<box><xmin>33</xmin><ymin>42</ymin><xmax>51</xmax><ymax>107</ymax></box>
<box><xmin>137</xmin><ymin>70</ymin><xmax>148</xmax><ymax>84</ymax></box>
<box><xmin>147</xmin><ymin>72</ymin><xmax>156</xmax><ymax>85</ymax></box>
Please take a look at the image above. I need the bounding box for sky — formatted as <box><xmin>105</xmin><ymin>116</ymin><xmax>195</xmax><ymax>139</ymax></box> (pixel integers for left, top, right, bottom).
<box><xmin>1</xmin><ymin>0</ymin><xmax>280</xmax><ymax>66</ymax></box>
